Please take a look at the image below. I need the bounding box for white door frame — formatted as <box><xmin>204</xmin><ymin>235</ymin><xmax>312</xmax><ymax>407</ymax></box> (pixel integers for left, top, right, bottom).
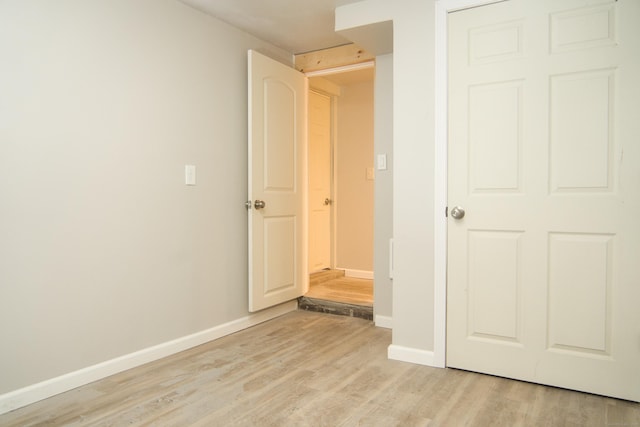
<box><xmin>433</xmin><ymin>0</ymin><xmax>509</xmax><ymax>367</ymax></box>
<box><xmin>307</xmin><ymin>63</ymin><xmax>375</xmax><ymax>277</ymax></box>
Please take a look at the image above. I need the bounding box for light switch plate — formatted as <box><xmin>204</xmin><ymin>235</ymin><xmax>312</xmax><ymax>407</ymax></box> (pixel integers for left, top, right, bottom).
<box><xmin>185</xmin><ymin>165</ymin><xmax>196</xmax><ymax>186</ymax></box>
<box><xmin>377</xmin><ymin>154</ymin><xmax>387</xmax><ymax>170</ymax></box>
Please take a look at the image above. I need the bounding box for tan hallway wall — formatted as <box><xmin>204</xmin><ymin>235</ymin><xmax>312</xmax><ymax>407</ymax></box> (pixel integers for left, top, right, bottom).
<box><xmin>336</xmin><ymin>81</ymin><xmax>375</xmax><ymax>273</ymax></box>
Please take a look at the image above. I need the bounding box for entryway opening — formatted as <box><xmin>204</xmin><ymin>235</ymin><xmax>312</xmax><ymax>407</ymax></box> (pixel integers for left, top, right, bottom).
<box><xmin>301</xmin><ymin>57</ymin><xmax>375</xmax><ymax>320</ymax></box>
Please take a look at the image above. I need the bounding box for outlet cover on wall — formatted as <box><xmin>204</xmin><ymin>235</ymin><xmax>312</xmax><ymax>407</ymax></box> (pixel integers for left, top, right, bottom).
<box><xmin>366</xmin><ymin>167</ymin><xmax>375</xmax><ymax>180</ymax></box>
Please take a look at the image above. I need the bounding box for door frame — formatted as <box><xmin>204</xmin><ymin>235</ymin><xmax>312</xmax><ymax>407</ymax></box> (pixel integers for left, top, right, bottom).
<box><xmin>306</xmin><ymin>62</ymin><xmax>375</xmax><ymax>277</ymax></box>
<box><xmin>433</xmin><ymin>0</ymin><xmax>510</xmax><ymax>367</ymax></box>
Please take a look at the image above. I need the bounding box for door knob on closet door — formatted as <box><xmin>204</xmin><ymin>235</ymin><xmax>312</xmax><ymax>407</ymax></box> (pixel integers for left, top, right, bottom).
<box><xmin>450</xmin><ymin>206</ymin><xmax>465</xmax><ymax>219</ymax></box>
<box><xmin>324</xmin><ymin>198</ymin><xmax>332</xmax><ymax>206</ymax></box>
<box><xmin>254</xmin><ymin>200</ymin><xmax>266</xmax><ymax>209</ymax></box>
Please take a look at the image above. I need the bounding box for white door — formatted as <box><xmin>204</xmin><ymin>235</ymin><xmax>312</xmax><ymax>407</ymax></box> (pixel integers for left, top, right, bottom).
<box><xmin>248</xmin><ymin>50</ymin><xmax>308</xmax><ymax>312</ymax></box>
<box><xmin>447</xmin><ymin>0</ymin><xmax>640</xmax><ymax>401</ymax></box>
<box><xmin>308</xmin><ymin>90</ymin><xmax>332</xmax><ymax>272</ymax></box>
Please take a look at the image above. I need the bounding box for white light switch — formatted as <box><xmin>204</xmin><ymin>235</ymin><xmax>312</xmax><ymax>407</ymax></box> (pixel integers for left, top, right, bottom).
<box><xmin>377</xmin><ymin>154</ymin><xmax>387</xmax><ymax>170</ymax></box>
<box><xmin>185</xmin><ymin>165</ymin><xmax>196</xmax><ymax>186</ymax></box>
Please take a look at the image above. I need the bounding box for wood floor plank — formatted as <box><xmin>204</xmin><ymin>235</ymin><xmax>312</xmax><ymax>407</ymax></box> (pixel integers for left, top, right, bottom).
<box><xmin>1</xmin><ymin>311</ymin><xmax>638</xmax><ymax>426</ymax></box>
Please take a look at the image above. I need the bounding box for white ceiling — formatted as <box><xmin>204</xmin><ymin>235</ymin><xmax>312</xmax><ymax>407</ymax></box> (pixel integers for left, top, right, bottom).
<box><xmin>179</xmin><ymin>0</ymin><xmax>364</xmax><ymax>54</ymax></box>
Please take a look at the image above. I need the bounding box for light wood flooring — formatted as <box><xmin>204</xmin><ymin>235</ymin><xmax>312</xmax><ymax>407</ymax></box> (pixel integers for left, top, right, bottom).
<box><xmin>306</xmin><ymin>270</ymin><xmax>373</xmax><ymax>306</ymax></box>
<box><xmin>2</xmin><ymin>311</ymin><xmax>638</xmax><ymax>426</ymax></box>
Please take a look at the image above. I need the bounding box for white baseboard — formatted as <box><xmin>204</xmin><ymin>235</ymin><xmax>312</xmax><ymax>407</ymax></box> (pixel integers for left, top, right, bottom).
<box><xmin>387</xmin><ymin>344</ymin><xmax>438</xmax><ymax>367</ymax></box>
<box><xmin>0</xmin><ymin>300</ymin><xmax>297</xmax><ymax>415</ymax></box>
<box><xmin>340</xmin><ymin>269</ymin><xmax>374</xmax><ymax>280</ymax></box>
<box><xmin>375</xmin><ymin>315</ymin><xmax>393</xmax><ymax>329</ymax></box>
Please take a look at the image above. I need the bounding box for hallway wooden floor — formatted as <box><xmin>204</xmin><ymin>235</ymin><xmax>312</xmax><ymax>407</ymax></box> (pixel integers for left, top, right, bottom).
<box><xmin>1</xmin><ymin>311</ymin><xmax>638</xmax><ymax>426</ymax></box>
<box><xmin>305</xmin><ymin>270</ymin><xmax>373</xmax><ymax>306</ymax></box>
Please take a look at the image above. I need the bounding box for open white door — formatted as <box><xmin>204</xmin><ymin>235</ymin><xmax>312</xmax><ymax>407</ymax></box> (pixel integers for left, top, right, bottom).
<box><xmin>308</xmin><ymin>90</ymin><xmax>332</xmax><ymax>272</ymax></box>
<box><xmin>248</xmin><ymin>50</ymin><xmax>308</xmax><ymax>312</ymax></box>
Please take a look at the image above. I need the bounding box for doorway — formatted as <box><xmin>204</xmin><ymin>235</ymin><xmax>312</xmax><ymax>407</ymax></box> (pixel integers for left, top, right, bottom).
<box><xmin>305</xmin><ymin>65</ymin><xmax>375</xmax><ymax>311</ymax></box>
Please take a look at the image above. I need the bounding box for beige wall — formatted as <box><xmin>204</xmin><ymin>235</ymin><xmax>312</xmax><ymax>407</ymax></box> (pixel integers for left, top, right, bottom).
<box><xmin>336</xmin><ymin>0</ymin><xmax>439</xmax><ymax>361</ymax></box>
<box><xmin>373</xmin><ymin>54</ymin><xmax>393</xmax><ymax>320</ymax></box>
<box><xmin>336</xmin><ymin>81</ymin><xmax>375</xmax><ymax>272</ymax></box>
<box><xmin>0</xmin><ymin>0</ymin><xmax>290</xmax><ymax>396</ymax></box>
